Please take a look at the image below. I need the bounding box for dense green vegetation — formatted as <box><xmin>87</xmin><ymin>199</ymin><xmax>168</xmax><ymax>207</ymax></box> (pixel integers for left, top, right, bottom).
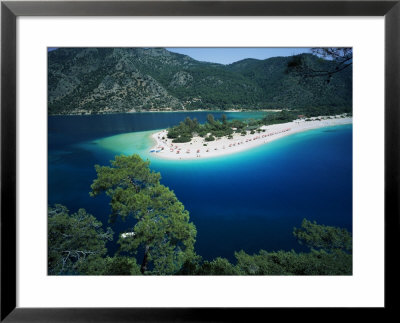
<box><xmin>48</xmin><ymin>204</ymin><xmax>114</xmax><ymax>275</ymax></box>
<box><xmin>48</xmin><ymin>154</ymin><xmax>352</xmax><ymax>275</ymax></box>
<box><xmin>90</xmin><ymin>155</ymin><xmax>197</xmax><ymax>274</ymax></box>
<box><xmin>166</xmin><ymin>109</ymin><xmax>351</xmax><ymax>143</ymax></box>
<box><xmin>167</xmin><ymin>115</ymin><xmax>235</xmax><ymax>143</ymax></box>
<box><xmin>48</xmin><ymin>48</ymin><xmax>352</xmax><ymax>115</ymax></box>
<box><xmin>181</xmin><ymin>248</ymin><xmax>351</xmax><ymax>276</ymax></box>
<box><xmin>179</xmin><ymin>219</ymin><xmax>352</xmax><ymax>275</ymax></box>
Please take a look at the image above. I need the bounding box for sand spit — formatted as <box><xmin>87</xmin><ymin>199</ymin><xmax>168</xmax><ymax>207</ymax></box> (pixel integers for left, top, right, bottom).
<box><xmin>149</xmin><ymin>116</ymin><xmax>353</xmax><ymax>160</ymax></box>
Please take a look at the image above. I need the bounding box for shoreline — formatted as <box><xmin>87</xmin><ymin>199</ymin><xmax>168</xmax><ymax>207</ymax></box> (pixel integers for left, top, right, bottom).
<box><xmin>149</xmin><ymin>116</ymin><xmax>352</xmax><ymax>160</ymax></box>
<box><xmin>48</xmin><ymin>108</ymin><xmax>283</xmax><ymax>117</ymax></box>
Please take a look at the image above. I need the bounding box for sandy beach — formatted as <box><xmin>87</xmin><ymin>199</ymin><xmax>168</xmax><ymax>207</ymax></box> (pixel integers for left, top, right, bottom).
<box><xmin>149</xmin><ymin>116</ymin><xmax>352</xmax><ymax>160</ymax></box>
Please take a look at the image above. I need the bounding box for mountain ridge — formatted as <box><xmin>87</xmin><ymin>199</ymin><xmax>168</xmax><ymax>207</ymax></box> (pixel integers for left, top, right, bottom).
<box><xmin>48</xmin><ymin>48</ymin><xmax>352</xmax><ymax>115</ymax></box>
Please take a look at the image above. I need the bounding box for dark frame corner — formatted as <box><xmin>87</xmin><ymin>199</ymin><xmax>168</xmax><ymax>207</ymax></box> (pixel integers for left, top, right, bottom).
<box><xmin>1</xmin><ymin>1</ymin><xmax>399</xmax><ymax>321</ymax></box>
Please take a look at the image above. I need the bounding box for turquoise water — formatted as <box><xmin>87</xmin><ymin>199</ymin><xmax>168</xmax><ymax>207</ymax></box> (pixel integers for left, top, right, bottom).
<box><xmin>48</xmin><ymin>112</ymin><xmax>352</xmax><ymax>261</ymax></box>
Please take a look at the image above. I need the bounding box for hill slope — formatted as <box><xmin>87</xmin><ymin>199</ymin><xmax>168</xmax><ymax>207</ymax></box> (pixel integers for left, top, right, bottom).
<box><xmin>48</xmin><ymin>48</ymin><xmax>352</xmax><ymax>115</ymax></box>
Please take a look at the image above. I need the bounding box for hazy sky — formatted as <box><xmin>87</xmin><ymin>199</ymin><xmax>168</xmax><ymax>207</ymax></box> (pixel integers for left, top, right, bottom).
<box><xmin>48</xmin><ymin>47</ymin><xmax>311</xmax><ymax>65</ymax></box>
<box><xmin>166</xmin><ymin>48</ymin><xmax>311</xmax><ymax>65</ymax></box>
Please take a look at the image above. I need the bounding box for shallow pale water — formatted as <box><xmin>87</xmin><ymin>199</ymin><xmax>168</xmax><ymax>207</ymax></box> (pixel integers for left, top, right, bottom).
<box><xmin>48</xmin><ymin>112</ymin><xmax>352</xmax><ymax>262</ymax></box>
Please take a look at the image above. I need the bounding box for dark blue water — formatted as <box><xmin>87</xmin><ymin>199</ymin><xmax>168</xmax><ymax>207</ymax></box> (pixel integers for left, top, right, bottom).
<box><xmin>48</xmin><ymin>111</ymin><xmax>267</xmax><ymax>149</ymax></box>
<box><xmin>48</xmin><ymin>112</ymin><xmax>352</xmax><ymax>262</ymax></box>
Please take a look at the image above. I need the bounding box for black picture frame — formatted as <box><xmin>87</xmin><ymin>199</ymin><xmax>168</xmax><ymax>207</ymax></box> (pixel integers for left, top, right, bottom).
<box><xmin>1</xmin><ymin>0</ymin><xmax>399</xmax><ymax>321</ymax></box>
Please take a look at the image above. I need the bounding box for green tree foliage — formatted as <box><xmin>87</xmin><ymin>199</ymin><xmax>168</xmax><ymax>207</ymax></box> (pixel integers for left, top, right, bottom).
<box><xmin>293</xmin><ymin>219</ymin><xmax>352</xmax><ymax>252</ymax></box>
<box><xmin>233</xmin><ymin>249</ymin><xmax>352</xmax><ymax>275</ymax></box>
<box><xmin>167</xmin><ymin>117</ymin><xmax>200</xmax><ymax>142</ymax></box>
<box><xmin>230</xmin><ymin>119</ymin><xmax>246</xmax><ymax>130</ymax></box>
<box><xmin>207</xmin><ymin>114</ymin><xmax>216</xmax><ymax>125</ymax></box>
<box><xmin>103</xmin><ymin>256</ymin><xmax>142</xmax><ymax>275</ymax></box>
<box><xmin>221</xmin><ymin>114</ymin><xmax>227</xmax><ymax>125</ymax></box>
<box><xmin>260</xmin><ymin>110</ymin><xmax>297</xmax><ymax>125</ymax></box>
<box><xmin>287</xmin><ymin>48</ymin><xmax>352</xmax><ymax>82</ymax></box>
<box><xmin>232</xmin><ymin>220</ymin><xmax>352</xmax><ymax>275</ymax></box>
<box><xmin>183</xmin><ymin>219</ymin><xmax>352</xmax><ymax>276</ymax></box>
<box><xmin>48</xmin><ymin>204</ymin><xmax>113</xmax><ymax>275</ymax></box>
<box><xmin>198</xmin><ymin>257</ymin><xmax>239</xmax><ymax>275</ymax></box>
<box><xmin>90</xmin><ymin>154</ymin><xmax>197</xmax><ymax>275</ymax></box>
<box><xmin>167</xmin><ymin>115</ymin><xmax>242</xmax><ymax>143</ymax></box>
<box><xmin>76</xmin><ymin>255</ymin><xmax>141</xmax><ymax>275</ymax></box>
<box><xmin>90</xmin><ymin>155</ymin><xmax>161</xmax><ymax>222</ymax></box>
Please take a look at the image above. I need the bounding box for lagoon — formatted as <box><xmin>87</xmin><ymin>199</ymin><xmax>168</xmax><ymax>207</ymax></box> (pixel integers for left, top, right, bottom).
<box><xmin>48</xmin><ymin>112</ymin><xmax>352</xmax><ymax>261</ymax></box>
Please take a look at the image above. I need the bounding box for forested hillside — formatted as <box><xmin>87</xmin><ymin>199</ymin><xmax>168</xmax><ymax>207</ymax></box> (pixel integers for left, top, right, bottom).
<box><xmin>48</xmin><ymin>48</ymin><xmax>352</xmax><ymax>115</ymax></box>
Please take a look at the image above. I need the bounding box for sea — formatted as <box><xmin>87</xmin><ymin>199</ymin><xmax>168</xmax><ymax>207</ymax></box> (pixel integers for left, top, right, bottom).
<box><xmin>48</xmin><ymin>111</ymin><xmax>353</xmax><ymax>262</ymax></box>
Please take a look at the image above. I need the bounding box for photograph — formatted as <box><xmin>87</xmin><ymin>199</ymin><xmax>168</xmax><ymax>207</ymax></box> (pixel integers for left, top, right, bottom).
<box><xmin>47</xmin><ymin>47</ymin><xmax>353</xmax><ymax>276</ymax></box>
<box><xmin>2</xmin><ymin>0</ymin><xmax>397</xmax><ymax>318</ymax></box>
